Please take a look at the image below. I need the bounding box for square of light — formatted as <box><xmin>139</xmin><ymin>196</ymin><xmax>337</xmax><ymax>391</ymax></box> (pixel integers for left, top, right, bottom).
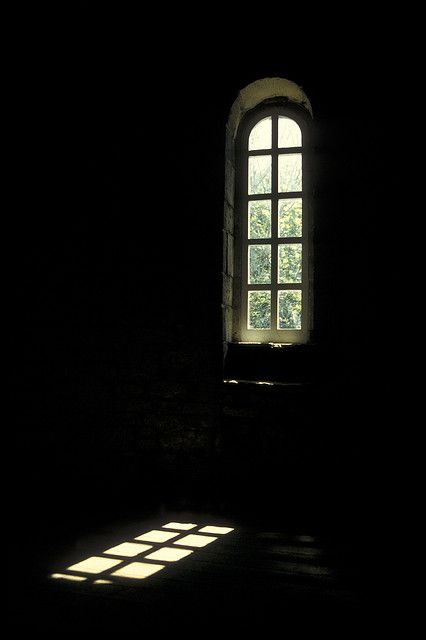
<box><xmin>51</xmin><ymin>573</ymin><xmax>86</xmax><ymax>582</ymax></box>
<box><xmin>103</xmin><ymin>542</ymin><xmax>152</xmax><ymax>557</ymax></box>
<box><xmin>67</xmin><ymin>556</ymin><xmax>122</xmax><ymax>574</ymax></box>
<box><xmin>145</xmin><ymin>547</ymin><xmax>193</xmax><ymax>562</ymax></box>
<box><xmin>162</xmin><ymin>522</ymin><xmax>197</xmax><ymax>530</ymax></box>
<box><xmin>173</xmin><ymin>534</ymin><xmax>217</xmax><ymax>548</ymax></box>
<box><xmin>111</xmin><ymin>562</ymin><xmax>165</xmax><ymax>580</ymax></box>
<box><xmin>135</xmin><ymin>530</ymin><xmax>179</xmax><ymax>543</ymax></box>
<box><xmin>198</xmin><ymin>526</ymin><xmax>234</xmax><ymax>535</ymax></box>
<box><xmin>94</xmin><ymin>579</ymin><xmax>113</xmax><ymax>584</ymax></box>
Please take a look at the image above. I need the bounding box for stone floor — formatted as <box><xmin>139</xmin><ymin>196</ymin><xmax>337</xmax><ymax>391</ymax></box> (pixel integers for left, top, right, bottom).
<box><xmin>10</xmin><ymin>500</ymin><xmax>371</xmax><ymax>633</ymax></box>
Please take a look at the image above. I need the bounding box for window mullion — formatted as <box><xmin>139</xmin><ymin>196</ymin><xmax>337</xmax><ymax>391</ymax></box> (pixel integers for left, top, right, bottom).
<box><xmin>271</xmin><ymin>115</ymin><xmax>278</xmax><ymax>331</ymax></box>
<box><xmin>241</xmin><ymin>153</ymin><xmax>248</xmax><ymax>334</ymax></box>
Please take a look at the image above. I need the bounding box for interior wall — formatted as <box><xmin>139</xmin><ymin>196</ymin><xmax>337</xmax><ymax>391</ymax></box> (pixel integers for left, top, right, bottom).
<box><xmin>14</xmin><ymin>50</ymin><xmax>397</xmax><ymax>535</ymax></box>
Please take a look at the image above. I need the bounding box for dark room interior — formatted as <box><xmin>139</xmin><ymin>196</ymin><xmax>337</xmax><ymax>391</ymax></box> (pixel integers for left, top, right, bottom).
<box><xmin>11</xmin><ymin>25</ymin><xmax>403</xmax><ymax>633</ymax></box>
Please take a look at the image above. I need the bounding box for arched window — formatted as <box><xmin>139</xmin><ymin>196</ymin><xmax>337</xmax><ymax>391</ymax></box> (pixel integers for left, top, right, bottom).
<box><xmin>223</xmin><ymin>79</ymin><xmax>313</xmax><ymax>347</ymax></box>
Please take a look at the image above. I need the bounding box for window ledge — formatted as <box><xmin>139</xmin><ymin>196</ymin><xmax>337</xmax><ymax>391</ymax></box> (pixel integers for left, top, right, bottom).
<box><xmin>237</xmin><ymin>341</ymin><xmax>293</xmax><ymax>348</ymax></box>
<box><xmin>223</xmin><ymin>378</ymin><xmax>306</xmax><ymax>387</ymax></box>
<box><xmin>224</xmin><ymin>341</ymin><xmax>318</xmax><ymax>385</ymax></box>
<box><xmin>230</xmin><ymin>341</ymin><xmax>316</xmax><ymax>352</ymax></box>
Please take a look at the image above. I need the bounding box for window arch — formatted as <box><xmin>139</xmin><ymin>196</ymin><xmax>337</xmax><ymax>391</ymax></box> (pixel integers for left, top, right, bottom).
<box><xmin>223</xmin><ymin>79</ymin><xmax>313</xmax><ymax>347</ymax></box>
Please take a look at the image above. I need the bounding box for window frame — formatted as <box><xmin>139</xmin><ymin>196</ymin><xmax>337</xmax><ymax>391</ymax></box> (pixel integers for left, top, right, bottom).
<box><xmin>233</xmin><ymin>102</ymin><xmax>312</xmax><ymax>344</ymax></box>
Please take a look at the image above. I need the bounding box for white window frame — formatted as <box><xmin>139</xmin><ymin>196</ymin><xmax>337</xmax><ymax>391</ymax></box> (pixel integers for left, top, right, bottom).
<box><xmin>233</xmin><ymin>103</ymin><xmax>312</xmax><ymax>344</ymax></box>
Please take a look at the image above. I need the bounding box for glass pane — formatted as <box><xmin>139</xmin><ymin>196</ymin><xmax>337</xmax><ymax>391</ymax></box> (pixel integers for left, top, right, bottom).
<box><xmin>278</xmin><ymin>244</ymin><xmax>302</xmax><ymax>283</ymax></box>
<box><xmin>279</xmin><ymin>198</ymin><xmax>302</xmax><ymax>237</ymax></box>
<box><xmin>278</xmin><ymin>117</ymin><xmax>302</xmax><ymax>148</ymax></box>
<box><xmin>248</xmin><ymin>291</ymin><xmax>271</xmax><ymax>329</ymax></box>
<box><xmin>249</xmin><ymin>156</ymin><xmax>271</xmax><ymax>194</ymax></box>
<box><xmin>278</xmin><ymin>154</ymin><xmax>302</xmax><ymax>192</ymax></box>
<box><xmin>249</xmin><ymin>200</ymin><xmax>271</xmax><ymax>239</ymax></box>
<box><xmin>278</xmin><ymin>290</ymin><xmax>302</xmax><ymax>329</ymax></box>
<box><xmin>249</xmin><ymin>117</ymin><xmax>272</xmax><ymax>150</ymax></box>
<box><xmin>249</xmin><ymin>245</ymin><xmax>271</xmax><ymax>284</ymax></box>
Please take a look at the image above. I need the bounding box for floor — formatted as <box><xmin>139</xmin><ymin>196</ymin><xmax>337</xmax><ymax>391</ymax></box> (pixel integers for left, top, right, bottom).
<box><xmin>10</xmin><ymin>501</ymin><xmax>370</xmax><ymax>633</ymax></box>
<box><xmin>11</xmin><ymin>381</ymin><xmax>376</xmax><ymax>632</ymax></box>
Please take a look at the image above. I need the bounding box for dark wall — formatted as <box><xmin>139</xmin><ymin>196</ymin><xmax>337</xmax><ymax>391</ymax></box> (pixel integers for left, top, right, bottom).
<box><xmin>14</xmin><ymin>41</ymin><xmax>399</xmax><ymax>535</ymax></box>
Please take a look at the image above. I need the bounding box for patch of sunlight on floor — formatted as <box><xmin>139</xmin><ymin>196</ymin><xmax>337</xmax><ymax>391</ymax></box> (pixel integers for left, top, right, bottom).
<box><xmin>198</xmin><ymin>526</ymin><xmax>234</xmax><ymax>535</ymax></box>
<box><xmin>51</xmin><ymin>573</ymin><xmax>87</xmax><ymax>582</ymax></box>
<box><xmin>50</xmin><ymin>522</ymin><xmax>235</xmax><ymax>585</ymax></box>
<box><xmin>103</xmin><ymin>542</ymin><xmax>153</xmax><ymax>557</ymax></box>
<box><xmin>162</xmin><ymin>522</ymin><xmax>197</xmax><ymax>530</ymax></box>
<box><xmin>173</xmin><ymin>534</ymin><xmax>217</xmax><ymax>548</ymax></box>
<box><xmin>135</xmin><ymin>530</ymin><xmax>180</xmax><ymax>543</ymax></box>
<box><xmin>67</xmin><ymin>556</ymin><xmax>123</xmax><ymax>574</ymax></box>
<box><xmin>145</xmin><ymin>547</ymin><xmax>193</xmax><ymax>562</ymax></box>
<box><xmin>111</xmin><ymin>562</ymin><xmax>165</xmax><ymax>580</ymax></box>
